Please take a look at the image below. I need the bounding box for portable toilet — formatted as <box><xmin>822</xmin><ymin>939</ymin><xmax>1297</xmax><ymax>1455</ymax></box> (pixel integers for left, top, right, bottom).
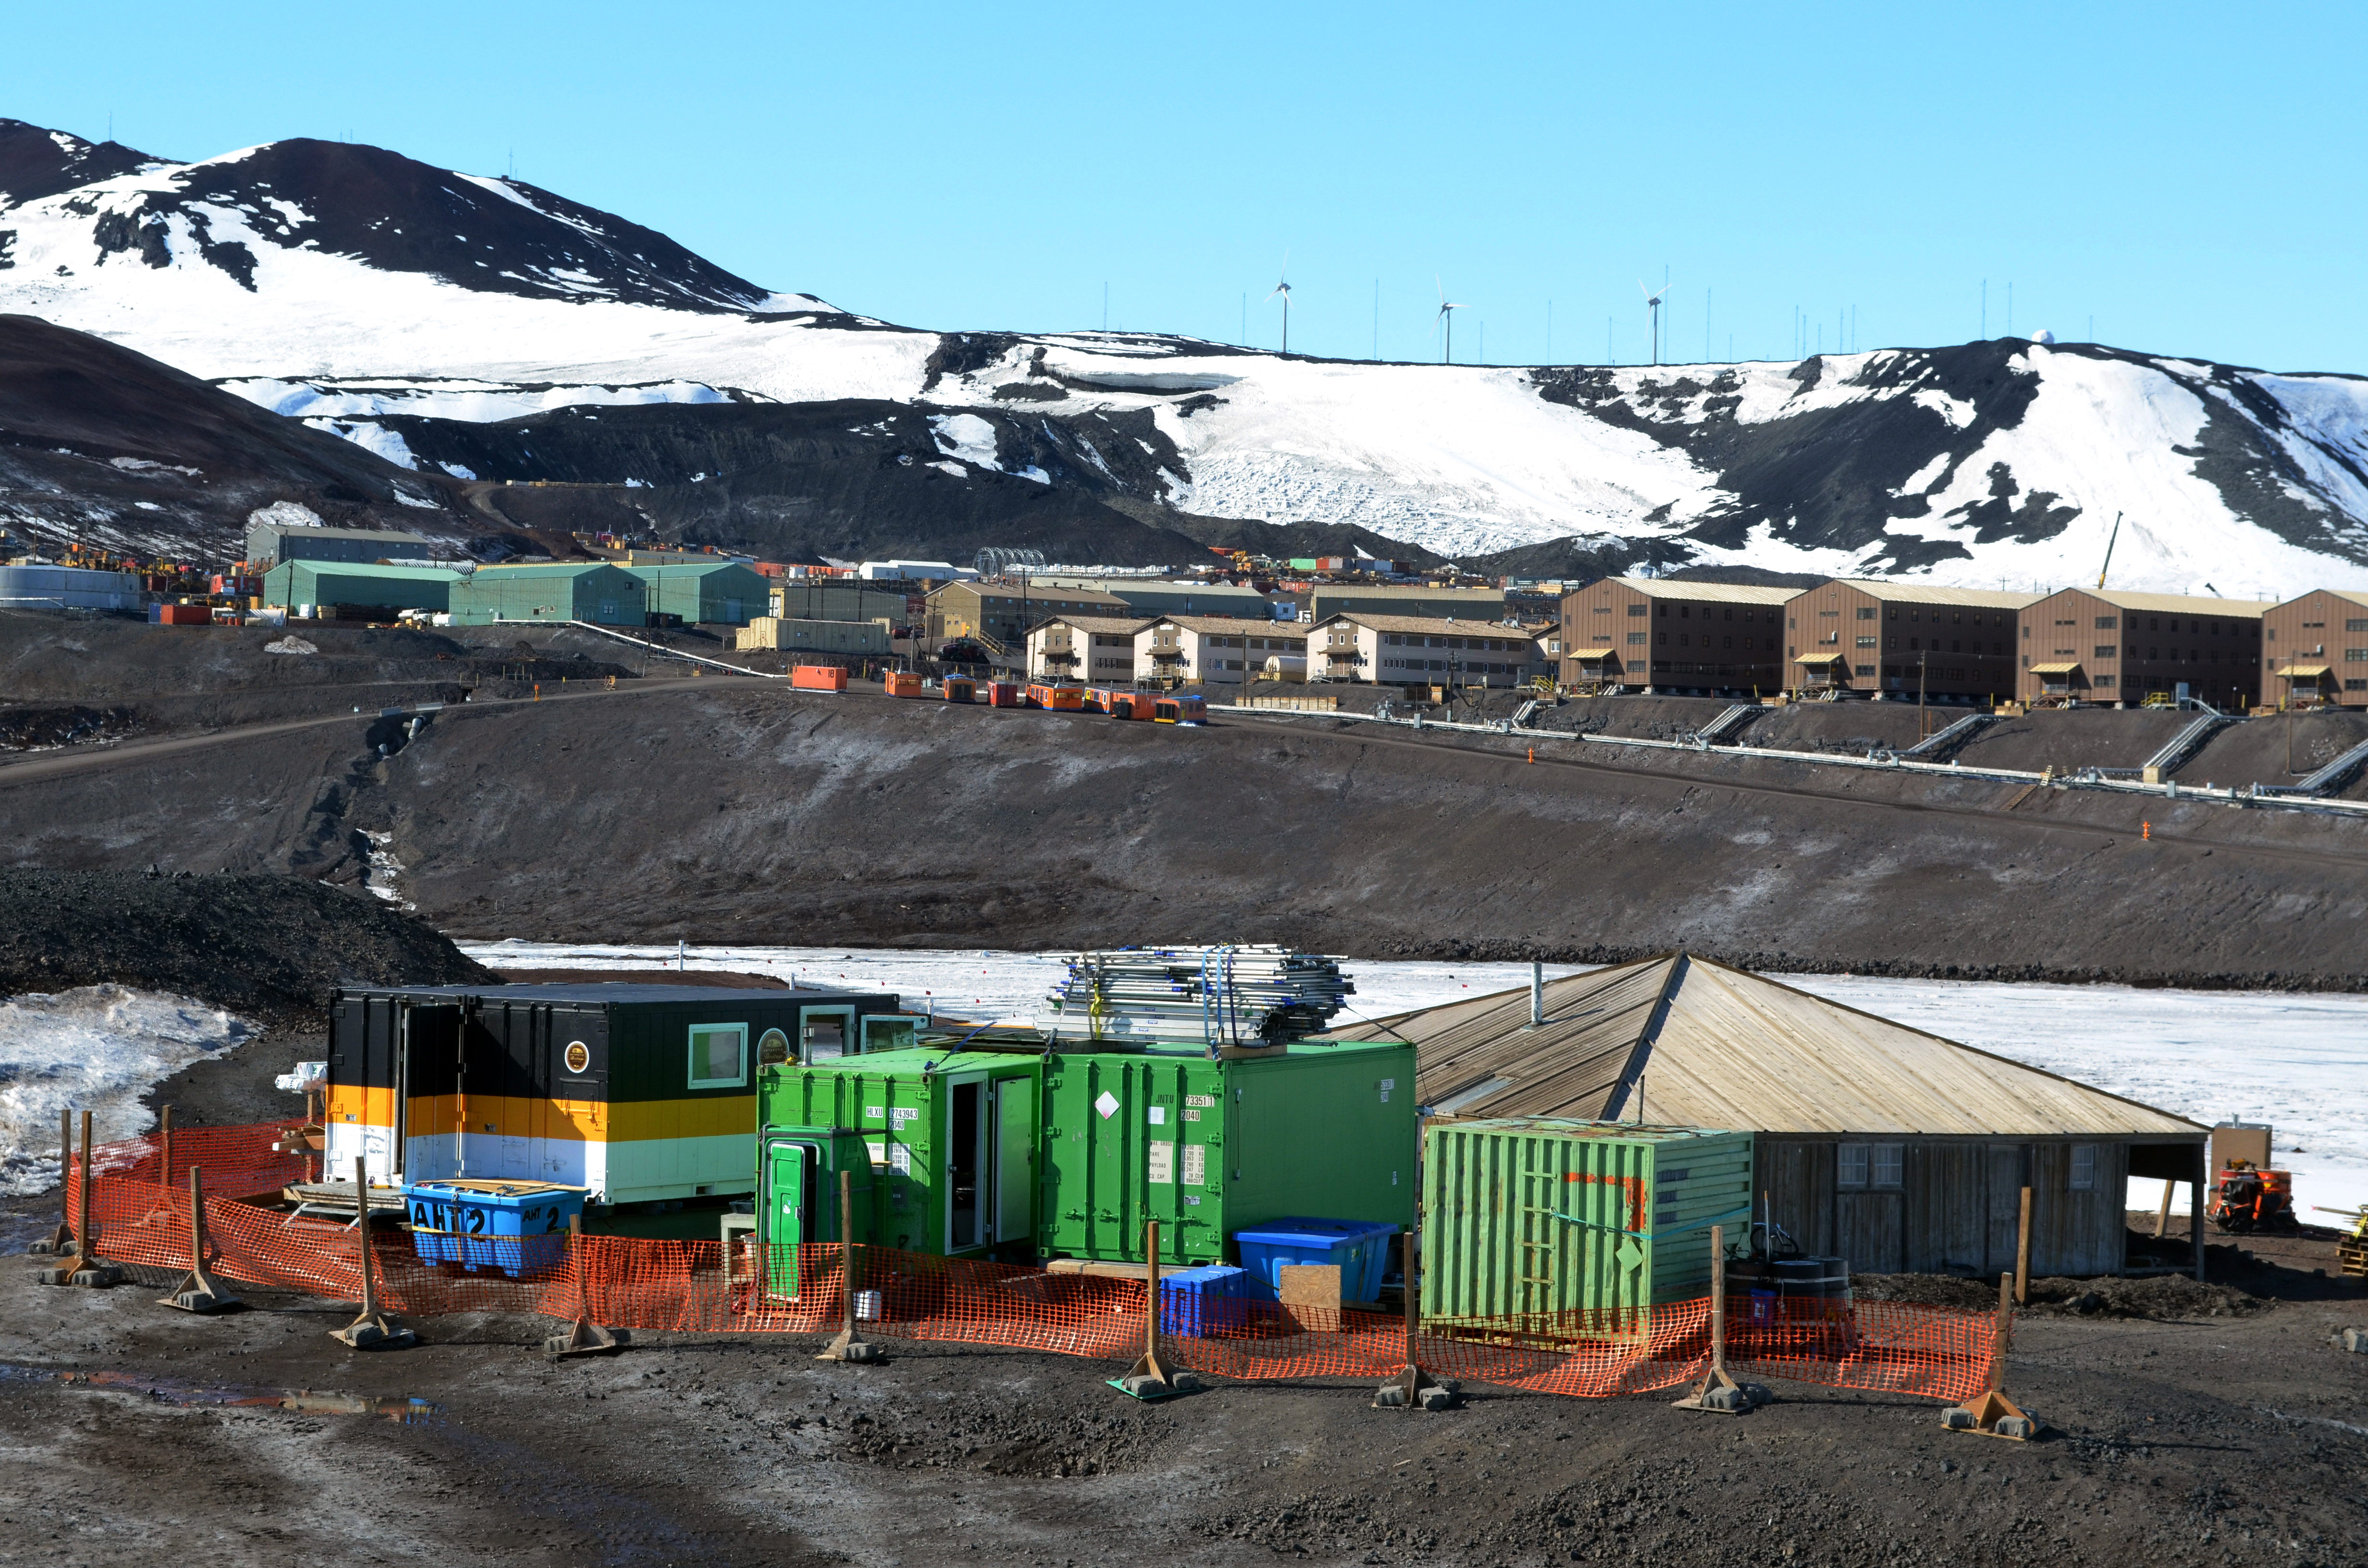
<box><xmin>1421</xmin><ymin>1118</ymin><xmax>1754</xmax><ymax>1328</ymax></box>
<box><xmin>754</xmin><ymin>1046</ymin><xmax>1046</xmax><ymax>1296</ymax></box>
<box><xmin>324</xmin><ymin>982</ymin><xmax>919</xmax><ymax>1203</ymax></box>
<box><xmin>1036</xmin><ymin>1038</ymin><xmax>1416</xmax><ymax>1269</ymax></box>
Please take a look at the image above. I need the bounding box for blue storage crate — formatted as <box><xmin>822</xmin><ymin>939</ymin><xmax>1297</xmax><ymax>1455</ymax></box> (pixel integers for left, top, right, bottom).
<box><xmin>1233</xmin><ymin>1217</ymin><xmax>1398</xmax><ymax>1305</ymax></box>
<box><xmin>402</xmin><ymin>1178</ymin><xmax>587</xmax><ymax>1278</ymax></box>
<box><xmin>1158</xmin><ymin>1264</ymin><xmax>1248</xmax><ymax>1338</ymax></box>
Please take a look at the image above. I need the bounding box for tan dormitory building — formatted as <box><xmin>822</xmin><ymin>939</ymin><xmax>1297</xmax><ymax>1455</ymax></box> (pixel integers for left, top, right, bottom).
<box><xmin>1024</xmin><ymin>615</ymin><xmax>1152</xmax><ymax>683</ymax></box>
<box><xmin>1134</xmin><ymin>616</ymin><xmax>1308</xmax><ymax>689</ymax></box>
<box><xmin>2015</xmin><ymin>588</ymin><xmax>2277</xmax><ymax>709</ymax></box>
<box><xmin>1308</xmin><ymin>613</ymin><xmax>1552</xmax><ymax>687</ymax></box>
<box><xmin>924</xmin><ymin>580</ymin><xmax>1133</xmax><ymax>649</ymax></box>
<box><xmin>2261</xmin><ymin>588</ymin><xmax>2368</xmax><ymax>709</ymax></box>
<box><xmin>1782</xmin><ymin>581</ymin><xmax>2038</xmax><ymax>702</ymax></box>
<box><xmin>1558</xmin><ymin>578</ymin><xmax>1794</xmax><ymax>694</ymax></box>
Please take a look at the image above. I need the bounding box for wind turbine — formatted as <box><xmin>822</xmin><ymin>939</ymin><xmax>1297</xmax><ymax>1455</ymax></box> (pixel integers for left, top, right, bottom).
<box><xmin>1268</xmin><ymin>253</ymin><xmax>1292</xmax><ymax>355</ymax></box>
<box><xmin>1639</xmin><ymin>279</ymin><xmax>1671</xmax><ymax>367</ymax></box>
<box><xmin>1434</xmin><ymin>276</ymin><xmax>1466</xmax><ymax>364</ymax></box>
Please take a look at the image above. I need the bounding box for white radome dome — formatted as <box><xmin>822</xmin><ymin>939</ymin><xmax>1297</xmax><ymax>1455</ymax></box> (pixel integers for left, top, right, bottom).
<box><xmin>2031</xmin><ymin>328</ymin><xmax>2058</xmax><ymax>345</ymax></box>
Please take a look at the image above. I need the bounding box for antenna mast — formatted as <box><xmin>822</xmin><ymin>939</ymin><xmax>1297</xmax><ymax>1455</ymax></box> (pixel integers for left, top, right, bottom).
<box><xmin>2097</xmin><ymin>511</ymin><xmax>2123</xmax><ymax>590</ymax></box>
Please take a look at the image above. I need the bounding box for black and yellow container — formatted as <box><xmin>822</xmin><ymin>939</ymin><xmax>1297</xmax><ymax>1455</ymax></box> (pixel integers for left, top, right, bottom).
<box><xmin>325</xmin><ymin>983</ymin><xmax>914</xmax><ymax>1204</ymax></box>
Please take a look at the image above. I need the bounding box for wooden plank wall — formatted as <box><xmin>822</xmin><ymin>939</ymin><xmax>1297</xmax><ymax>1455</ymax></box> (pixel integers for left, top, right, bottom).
<box><xmin>1757</xmin><ymin>1137</ymin><xmax>2158</xmax><ymax>1277</ymax></box>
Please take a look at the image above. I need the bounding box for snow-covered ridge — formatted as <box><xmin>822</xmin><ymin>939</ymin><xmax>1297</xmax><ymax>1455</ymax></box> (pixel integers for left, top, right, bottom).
<box><xmin>6</xmin><ymin>120</ymin><xmax>2368</xmax><ymax>592</ymax></box>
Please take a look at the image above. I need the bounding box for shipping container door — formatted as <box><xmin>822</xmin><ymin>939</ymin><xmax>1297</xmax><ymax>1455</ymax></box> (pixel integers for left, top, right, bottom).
<box><xmin>991</xmin><ymin>1076</ymin><xmax>1035</xmax><ymax>1244</ymax></box>
<box><xmin>945</xmin><ymin>1076</ymin><xmax>987</xmax><ymax>1251</ymax></box>
<box><xmin>396</xmin><ymin>1003</ymin><xmax>461</xmax><ymax>1180</ymax></box>
<box><xmin>764</xmin><ymin>1138</ymin><xmax>808</xmax><ymax>1298</ymax></box>
<box><xmin>455</xmin><ymin>1013</ymin><xmax>510</xmax><ymax>1179</ymax></box>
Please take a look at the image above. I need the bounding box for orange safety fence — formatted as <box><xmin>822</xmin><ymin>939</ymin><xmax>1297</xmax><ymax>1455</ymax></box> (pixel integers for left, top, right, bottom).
<box><xmin>54</xmin><ymin>1123</ymin><xmax>1997</xmax><ymax>1405</ymax></box>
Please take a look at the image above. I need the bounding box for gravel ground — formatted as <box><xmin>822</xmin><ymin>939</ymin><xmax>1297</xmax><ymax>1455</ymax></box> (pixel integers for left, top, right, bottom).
<box><xmin>0</xmin><ymin>1231</ymin><xmax>2360</xmax><ymax>1567</ymax></box>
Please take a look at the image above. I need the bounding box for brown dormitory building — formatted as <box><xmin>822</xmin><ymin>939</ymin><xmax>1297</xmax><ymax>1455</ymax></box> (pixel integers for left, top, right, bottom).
<box><xmin>2014</xmin><ymin>588</ymin><xmax>2278</xmax><ymax>709</ymax></box>
<box><xmin>923</xmin><ymin>580</ymin><xmax>1132</xmax><ymax>649</ymax></box>
<box><xmin>1557</xmin><ymin>577</ymin><xmax>1794</xmax><ymax>694</ymax></box>
<box><xmin>1783</xmin><ymin>581</ymin><xmax>2037</xmax><ymax>703</ymax></box>
<box><xmin>2261</xmin><ymin>588</ymin><xmax>2368</xmax><ymax>709</ymax></box>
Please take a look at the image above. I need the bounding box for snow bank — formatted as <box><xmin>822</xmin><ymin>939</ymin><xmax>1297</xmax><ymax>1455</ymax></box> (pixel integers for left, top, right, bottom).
<box><xmin>0</xmin><ymin>986</ymin><xmax>253</xmax><ymax>1198</ymax></box>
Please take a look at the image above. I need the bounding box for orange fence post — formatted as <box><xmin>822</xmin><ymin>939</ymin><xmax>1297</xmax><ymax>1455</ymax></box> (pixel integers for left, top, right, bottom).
<box><xmin>1671</xmin><ymin>1224</ymin><xmax>1762</xmax><ymax>1413</ymax></box>
<box><xmin>1375</xmin><ymin>1226</ymin><xmax>1449</xmax><ymax>1409</ymax></box>
<box><xmin>332</xmin><ymin>1156</ymin><xmax>413</xmax><ymax>1349</ymax></box>
<box><xmin>818</xmin><ymin>1169</ymin><xmax>879</xmax><ymax>1362</ymax></box>
<box><xmin>160</xmin><ymin>1167</ymin><xmax>239</xmax><ymax>1313</ymax></box>
<box><xmin>546</xmin><ymin>1212</ymin><xmax>629</xmax><ymax>1359</ymax></box>
<box><xmin>1111</xmin><ymin>1218</ymin><xmax>1185</xmax><ymax>1398</ymax></box>
<box><xmin>1940</xmin><ymin>1273</ymin><xmax>2037</xmax><ymax>1439</ymax></box>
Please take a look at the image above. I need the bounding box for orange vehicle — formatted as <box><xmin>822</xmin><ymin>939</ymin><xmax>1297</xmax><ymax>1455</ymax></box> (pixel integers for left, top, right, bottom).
<box><xmin>984</xmin><ymin>680</ymin><xmax>1023</xmax><ymax>708</ymax></box>
<box><xmin>1153</xmin><ymin>694</ymin><xmax>1207</xmax><ymax>725</ymax></box>
<box><xmin>791</xmin><ymin>665</ymin><xmax>848</xmax><ymax>692</ymax></box>
<box><xmin>1028</xmin><ymin>682</ymin><xmax>1085</xmax><ymax>711</ymax></box>
<box><xmin>2209</xmin><ymin>1162</ymin><xmax>2298</xmax><ymax>1233</ymax></box>
<box><xmin>941</xmin><ymin>676</ymin><xmax>976</xmax><ymax>703</ymax></box>
<box><xmin>884</xmin><ymin>670</ymin><xmax>924</xmax><ymax>698</ymax></box>
<box><xmin>1103</xmin><ymin>690</ymin><xmax>1158</xmax><ymax>720</ymax></box>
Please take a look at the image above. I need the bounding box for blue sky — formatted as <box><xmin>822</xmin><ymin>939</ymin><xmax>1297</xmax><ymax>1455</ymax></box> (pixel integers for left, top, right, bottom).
<box><xmin>14</xmin><ymin>2</ymin><xmax>2365</xmax><ymax>372</ymax></box>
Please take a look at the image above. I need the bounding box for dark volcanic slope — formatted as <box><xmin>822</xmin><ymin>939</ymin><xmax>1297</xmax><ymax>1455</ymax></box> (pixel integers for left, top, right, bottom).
<box><xmin>3</xmin><ymin>661</ymin><xmax>2362</xmax><ymax>988</ymax></box>
<box><xmin>0</xmin><ymin>868</ymin><xmax>491</xmax><ymax>1022</ymax></box>
<box><xmin>393</xmin><ymin>397</ymin><xmax>1438</xmax><ymax>569</ymax></box>
<box><xmin>0</xmin><ymin>314</ymin><xmax>475</xmax><ymax>560</ymax></box>
<box><xmin>0</xmin><ymin>119</ymin><xmax>167</xmax><ymax>204</ymax></box>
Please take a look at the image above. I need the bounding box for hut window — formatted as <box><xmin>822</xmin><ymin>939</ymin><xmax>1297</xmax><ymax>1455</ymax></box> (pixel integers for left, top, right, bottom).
<box><xmin>1871</xmin><ymin>1143</ymin><xmax>1903</xmax><ymax>1188</ymax></box>
<box><xmin>1838</xmin><ymin>1143</ymin><xmax>1869</xmax><ymax>1188</ymax></box>
<box><xmin>688</xmin><ymin>1023</ymin><xmax>749</xmax><ymax>1089</ymax></box>
<box><xmin>2069</xmin><ymin>1144</ymin><xmax>2097</xmax><ymax>1190</ymax></box>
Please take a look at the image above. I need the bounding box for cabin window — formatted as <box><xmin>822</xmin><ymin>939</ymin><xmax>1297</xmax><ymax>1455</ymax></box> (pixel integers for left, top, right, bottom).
<box><xmin>2069</xmin><ymin>1144</ymin><xmax>2097</xmax><ymax>1191</ymax></box>
<box><xmin>1871</xmin><ymin>1143</ymin><xmax>1903</xmax><ymax>1188</ymax></box>
<box><xmin>688</xmin><ymin>1023</ymin><xmax>749</xmax><ymax>1089</ymax></box>
<box><xmin>1838</xmin><ymin>1143</ymin><xmax>1869</xmax><ymax>1188</ymax></box>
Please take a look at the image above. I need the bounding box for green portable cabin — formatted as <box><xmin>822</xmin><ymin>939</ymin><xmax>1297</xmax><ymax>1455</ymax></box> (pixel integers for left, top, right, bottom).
<box><xmin>447</xmin><ymin>562</ymin><xmax>649</xmax><ymax>626</ymax></box>
<box><xmin>629</xmin><ymin>560</ymin><xmax>768</xmax><ymax>625</ymax></box>
<box><xmin>1421</xmin><ymin>1118</ymin><xmax>1754</xmax><ymax>1326</ymax></box>
<box><xmin>325</xmin><ymin>982</ymin><xmax>915</xmax><ymax>1204</ymax></box>
<box><xmin>754</xmin><ymin>1047</ymin><xmax>1045</xmax><ymax>1296</ymax></box>
<box><xmin>1037</xmin><ymin>1039</ymin><xmax>1417</xmax><ymax>1269</ymax></box>
<box><xmin>262</xmin><ymin>560</ymin><xmax>458</xmax><ymax>613</ymax></box>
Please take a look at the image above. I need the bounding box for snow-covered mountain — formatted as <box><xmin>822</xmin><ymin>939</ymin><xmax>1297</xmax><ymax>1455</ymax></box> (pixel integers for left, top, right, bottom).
<box><xmin>6</xmin><ymin>118</ymin><xmax>2368</xmax><ymax>592</ymax></box>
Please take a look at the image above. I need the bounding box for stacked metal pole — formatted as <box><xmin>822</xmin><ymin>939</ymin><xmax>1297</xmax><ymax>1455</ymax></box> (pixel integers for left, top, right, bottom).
<box><xmin>1038</xmin><ymin>945</ymin><xmax>1354</xmax><ymax>1045</ymax></box>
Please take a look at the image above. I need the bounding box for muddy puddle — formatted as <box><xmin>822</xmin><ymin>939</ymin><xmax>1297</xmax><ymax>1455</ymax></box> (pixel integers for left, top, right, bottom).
<box><xmin>0</xmin><ymin>1362</ymin><xmax>444</xmax><ymax>1423</ymax></box>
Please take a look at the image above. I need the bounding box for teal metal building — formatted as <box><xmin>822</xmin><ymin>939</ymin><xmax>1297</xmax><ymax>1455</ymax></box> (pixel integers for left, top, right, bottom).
<box><xmin>449</xmin><ymin>563</ymin><xmax>647</xmax><ymax>626</ymax></box>
<box><xmin>261</xmin><ymin>561</ymin><xmax>459</xmax><ymax>613</ymax></box>
<box><xmin>629</xmin><ymin>562</ymin><xmax>768</xmax><ymax>625</ymax></box>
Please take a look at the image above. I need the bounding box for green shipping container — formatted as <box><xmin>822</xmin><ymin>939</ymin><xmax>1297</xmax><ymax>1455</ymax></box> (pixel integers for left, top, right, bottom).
<box><xmin>1422</xmin><ymin>1119</ymin><xmax>1754</xmax><ymax>1326</ymax></box>
<box><xmin>1038</xmin><ymin>1040</ymin><xmax>1416</xmax><ymax>1269</ymax></box>
<box><xmin>755</xmin><ymin>1048</ymin><xmax>1043</xmax><ymax>1296</ymax></box>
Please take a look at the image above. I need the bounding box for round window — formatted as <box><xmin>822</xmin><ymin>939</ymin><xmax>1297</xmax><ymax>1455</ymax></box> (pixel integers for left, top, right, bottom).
<box><xmin>564</xmin><ymin>1041</ymin><xmax>590</xmax><ymax>1074</ymax></box>
<box><xmin>757</xmin><ymin>1028</ymin><xmax>791</xmax><ymax>1066</ymax></box>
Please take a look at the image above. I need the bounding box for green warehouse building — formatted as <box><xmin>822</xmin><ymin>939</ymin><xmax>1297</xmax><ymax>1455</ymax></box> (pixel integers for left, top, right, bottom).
<box><xmin>448</xmin><ymin>563</ymin><xmax>649</xmax><ymax>626</ymax></box>
<box><xmin>629</xmin><ymin>561</ymin><xmax>769</xmax><ymax>625</ymax></box>
<box><xmin>262</xmin><ymin>561</ymin><xmax>459</xmax><ymax>615</ymax></box>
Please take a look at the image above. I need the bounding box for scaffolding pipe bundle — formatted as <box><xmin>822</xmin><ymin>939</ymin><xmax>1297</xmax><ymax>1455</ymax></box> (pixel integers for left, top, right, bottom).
<box><xmin>1039</xmin><ymin>945</ymin><xmax>1354</xmax><ymax>1047</ymax></box>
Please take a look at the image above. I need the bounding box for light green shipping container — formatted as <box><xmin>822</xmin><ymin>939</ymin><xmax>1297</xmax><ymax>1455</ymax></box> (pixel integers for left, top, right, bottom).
<box><xmin>1422</xmin><ymin>1119</ymin><xmax>1754</xmax><ymax>1325</ymax></box>
<box><xmin>755</xmin><ymin>1048</ymin><xmax>1043</xmax><ymax>1296</ymax></box>
<box><xmin>1038</xmin><ymin>1040</ymin><xmax>1417</xmax><ymax>1269</ymax></box>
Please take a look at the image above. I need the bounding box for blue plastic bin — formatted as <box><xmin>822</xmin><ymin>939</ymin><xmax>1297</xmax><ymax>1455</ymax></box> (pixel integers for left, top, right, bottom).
<box><xmin>1233</xmin><ymin>1217</ymin><xmax>1398</xmax><ymax>1305</ymax></box>
<box><xmin>1158</xmin><ymin>1263</ymin><xmax>1248</xmax><ymax>1338</ymax></box>
<box><xmin>402</xmin><ymin>1178</ymin><xmax>587</xmax><ymax>1277</ymax></box>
